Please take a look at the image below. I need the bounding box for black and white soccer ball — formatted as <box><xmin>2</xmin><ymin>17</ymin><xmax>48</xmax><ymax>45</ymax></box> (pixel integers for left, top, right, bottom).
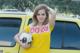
<box><xmin>19</xmin><ymin>32</ymin><xmax>32</xmax><ymax>44</ymax></box>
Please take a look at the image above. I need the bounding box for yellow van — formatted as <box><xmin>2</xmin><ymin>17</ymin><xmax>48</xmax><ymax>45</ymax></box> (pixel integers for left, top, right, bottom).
<box><xmin>0</xmin><ymin>11</ymin><xmax>80</xmax><ymax>53</ymax></box>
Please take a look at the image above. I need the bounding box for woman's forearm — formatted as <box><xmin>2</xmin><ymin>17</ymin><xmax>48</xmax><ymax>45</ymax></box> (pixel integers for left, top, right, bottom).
<box><xmin>14</xmin><ymin>33</ymin><xmax>22</xmax><ymax>45</ymax></box>
<box><xmin>48</xmin><ymin>7</ymin><xmax>56</xmax><ymax>26</ymax></box>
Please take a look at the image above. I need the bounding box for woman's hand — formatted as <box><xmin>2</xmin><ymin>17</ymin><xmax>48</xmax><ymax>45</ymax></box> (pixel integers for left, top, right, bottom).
<box><xmin>48</xmin><ymin>7</ymin><xmax>56</xmax><ymax>26</ymax></box>
<box><xmin>20</xmin><ymin>43</ymin><xmax>31</xmax><ymax>48</ymax></box>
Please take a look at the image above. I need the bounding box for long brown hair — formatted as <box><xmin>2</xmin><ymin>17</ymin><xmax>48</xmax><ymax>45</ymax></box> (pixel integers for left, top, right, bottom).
<box><xmin>32</xmin><ymin>4</ymin><xmax>49</xmax><ymax>26</ymax></box>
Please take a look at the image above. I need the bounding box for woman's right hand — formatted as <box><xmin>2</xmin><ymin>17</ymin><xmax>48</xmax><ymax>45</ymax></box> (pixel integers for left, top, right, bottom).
<box><xmin>20</xmin><ymin>43</ymin><xmax>31</xmax><ymax>48</ymax></box>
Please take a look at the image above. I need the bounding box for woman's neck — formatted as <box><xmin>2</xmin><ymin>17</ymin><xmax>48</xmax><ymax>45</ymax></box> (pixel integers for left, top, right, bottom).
<box><xmin>37</xmin><ymin>22</ymin><xmax>43</xmax><ymax>26</ymax></box>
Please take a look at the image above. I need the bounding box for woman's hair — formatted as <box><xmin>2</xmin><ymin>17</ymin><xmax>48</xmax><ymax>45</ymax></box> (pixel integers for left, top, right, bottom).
<box><xmin>32</xmin><ymin>4</ymin><xmax>49</xmax><ymax>26</ymax></box>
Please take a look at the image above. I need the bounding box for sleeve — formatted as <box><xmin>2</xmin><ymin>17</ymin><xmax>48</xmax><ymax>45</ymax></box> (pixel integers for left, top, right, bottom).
<box><xmin>24</xmin><ymin>25</ymin><xmax>30</xmax><ymax>33</ymax></box>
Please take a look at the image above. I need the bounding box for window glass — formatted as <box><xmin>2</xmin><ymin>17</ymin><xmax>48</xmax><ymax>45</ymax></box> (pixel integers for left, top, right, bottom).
<box><xmin>64</xmin><ymin>22</ymin><xmax>80</xmax><ymax>49</ymax></box>
<box><xmin>50</xmin><ymin>21</ymin><xmax>64</xmax><ymax>48</ymax></box>
<box><xmin>50</xmin><ymin>21</ymin><xmax>80</xmax><ymax>50</ymax></box>
<box><xmin>0</xmin><ymin>18</ymin><xmax>21</xmax><ymax>46</ymax></box>
<box><xmin>28</xmin><ymin>18</ymin><xmax>32</xmax><ymax>25</ymax></box>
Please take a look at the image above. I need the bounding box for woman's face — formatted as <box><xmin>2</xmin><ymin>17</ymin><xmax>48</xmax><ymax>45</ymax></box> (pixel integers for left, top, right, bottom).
<box><xmin>36</xmin><ymin>9</ymin><xmax>46</xmax><ymax>24</ymax></box>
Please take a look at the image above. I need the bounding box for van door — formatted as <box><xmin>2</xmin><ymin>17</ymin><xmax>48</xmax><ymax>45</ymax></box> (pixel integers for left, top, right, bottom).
<box><xmin>0</xmin><ymin>17</ymin><xmax>25</xmax><ymax>53</ymax></box>
<box><xmin>50</xmin><ymin>21</ymin><xmax>80</xmax><ymax>53</ymax></box>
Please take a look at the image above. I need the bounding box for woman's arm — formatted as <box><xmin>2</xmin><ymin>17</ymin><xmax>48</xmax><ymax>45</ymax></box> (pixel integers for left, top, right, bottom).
<box><xmin>14</xmin><ymin>32</ymin><xmax>22</xmax><ymax>45</ymax></box>
<box><xmin>48</xmin><ymin>7</ymin><xmax>56</xmax><ymax>26</ymax></box>
<box><xmin>14</xmin><ymin>31</ymin><xmax>31</xmax><ymax>48</ymax></box>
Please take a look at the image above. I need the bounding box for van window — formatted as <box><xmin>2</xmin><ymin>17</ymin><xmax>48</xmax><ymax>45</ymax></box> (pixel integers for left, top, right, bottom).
<box><xmin>50</xmin><ymin>21</ymin><xmax>63</xmax><ymax>49</ymax></box>
<box><xmin>0</xmin><ymin>18</ymin><xmax>21</xmax><ymax>47</ymax></box>
<box><xmin>63</xmin><ymin>22</ymin><xmax>80</xmax><ymax>49</ymax></box>
<box><xmin>28</xmin><ymin>18</ymin><xmax>32</xmax><ymax>25</ymax></box>
<box><xmin>50</xmin><ymin>21</ymin><xmax>80</xmax><ymax>50</ymax></box>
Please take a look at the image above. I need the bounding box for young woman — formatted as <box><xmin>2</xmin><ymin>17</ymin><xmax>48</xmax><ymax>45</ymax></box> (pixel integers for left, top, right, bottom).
<box><xmin>14</xmin><ymin>4</ymin><xmax>56</xmax><ymax>53</ymax></box>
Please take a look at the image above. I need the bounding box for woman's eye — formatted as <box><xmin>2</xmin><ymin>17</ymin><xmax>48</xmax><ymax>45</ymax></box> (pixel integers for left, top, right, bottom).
<box><xmin>37</xmin><ymin>13</ymin><xmax>45</xmax><ymax>16</ymax></box>
<box><xmin>37</xmin><ymin>14</ymin><xmax>40</xmax><ymax>16</ymax></box>
<box><xmin>42</xmin><ymin>14</ymin><xmax>45</xmax><ymax>16</ymax></box>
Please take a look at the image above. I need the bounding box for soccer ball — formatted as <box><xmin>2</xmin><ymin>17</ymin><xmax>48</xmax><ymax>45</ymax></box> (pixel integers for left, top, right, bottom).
<box><xmin>19</xmin><ymin>32</ymin><xmax>32</xmax><ymax>44</ymax></box>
